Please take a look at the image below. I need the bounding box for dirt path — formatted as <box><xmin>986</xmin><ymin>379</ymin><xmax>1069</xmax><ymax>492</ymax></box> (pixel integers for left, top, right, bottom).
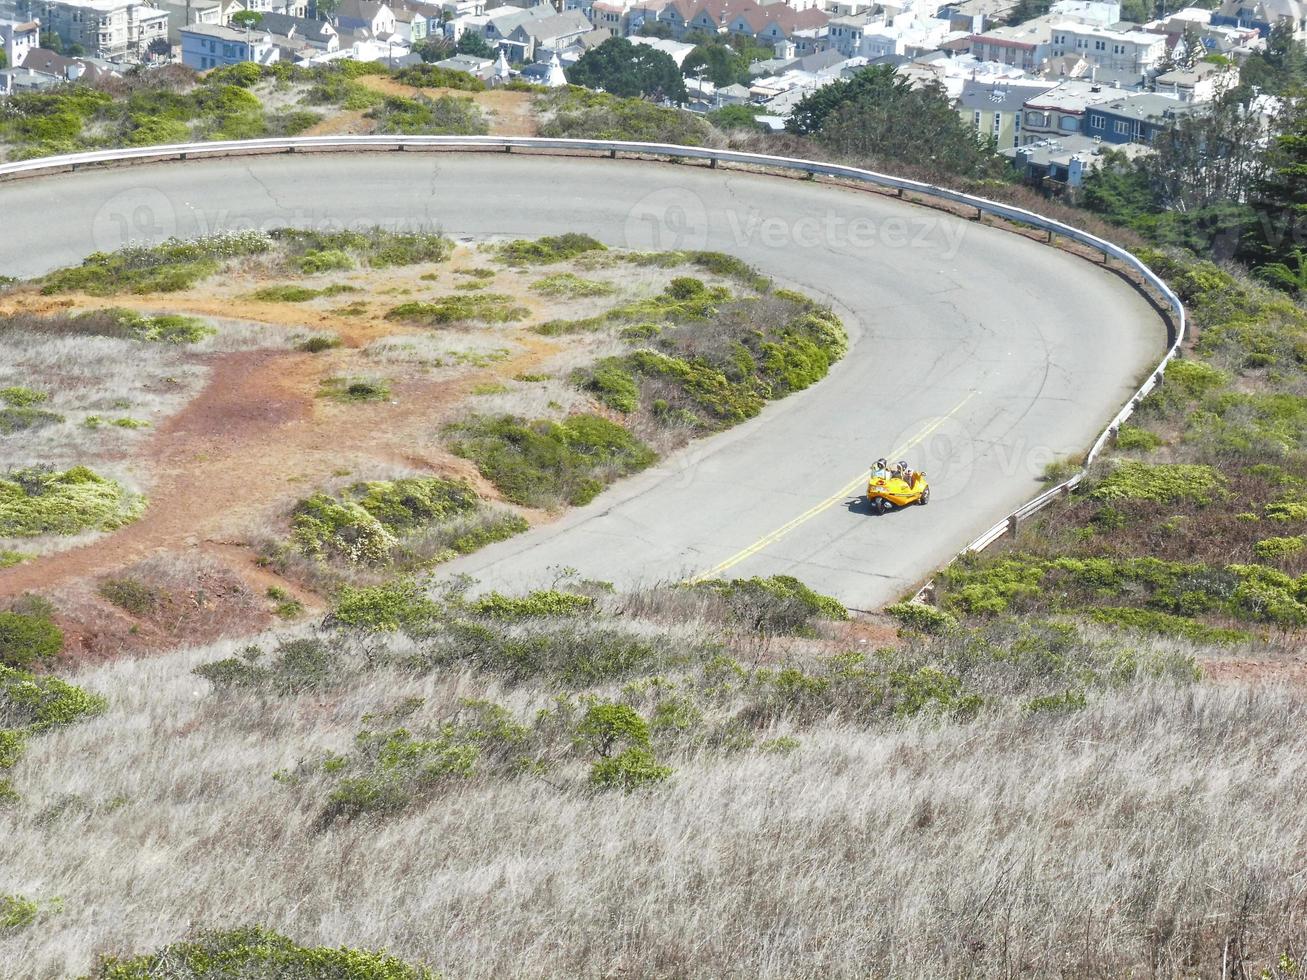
<box><xmin>358</xmin><ymin>75</ymin><xmax>540</xmax><ymax>136</ymax></box>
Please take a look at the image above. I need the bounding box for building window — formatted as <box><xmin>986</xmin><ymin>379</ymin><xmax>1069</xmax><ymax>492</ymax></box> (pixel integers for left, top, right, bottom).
<box><xmin>1089</xmin><ymin>113</ymin><xmax>1105</xmax><ymax>128</ymax></box>
<box><xmin>1094</xmin><ymin>39</ymin><xmax>1105</xmax><ymax>50</ymax></box>
<box><xmin>1025</xmin><ymin>110</ymin><xmax>1047</xmax><ymax>126</ymax></box>
<box><xmin>993</xmin><ymin>111</ymin><xmax>1001</xmax><ymax>133</ymax></box>
<box><xmin>1114</xmin><ymin>120</ymin><xmax>1129</xmax><ymax>134</ymax></box>
<box><xmin>1059</xmin><ymin>116</ymin><xmax>1079</xmax><ymax>131</ymax></box>
<box><xmin>973</xmin><ymin>110</ymin><xmax>981</xmax><ymax>128</ymax></box>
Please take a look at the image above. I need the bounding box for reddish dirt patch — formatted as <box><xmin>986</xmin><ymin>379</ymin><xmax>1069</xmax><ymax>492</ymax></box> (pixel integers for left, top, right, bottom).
<box><xmin>357</xmin><ymin>75</ymin><xmax>540</xmax><ymax>136</ymax></box>
<box><xmin>0</xmin><ymin>258</ymin><xmax>564</xmax><ymax>658</ymax></box>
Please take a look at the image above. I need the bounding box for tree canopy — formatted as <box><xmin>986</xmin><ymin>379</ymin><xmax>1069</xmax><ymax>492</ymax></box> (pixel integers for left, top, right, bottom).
<box><xmin>566</xmin><ymin>37</ymin><xmax>688</xmax><ymax>103</ymax></box>
<box><xmin>787</xmin><ymin>65</ymin><xmax>1004</xmax><ymax>180</ymax></box>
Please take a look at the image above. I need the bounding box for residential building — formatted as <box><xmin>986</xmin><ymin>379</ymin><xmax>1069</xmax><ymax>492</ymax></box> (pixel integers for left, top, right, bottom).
<box><xmin>1212</xmin><ymin>0</ymin><xmax>1307</xmax><ymax>36</ymax></box>
<box><xmin>0</xmin><ymin>16</ymin><xmax>39</xmax><ymax>64</ymax></box>
<box><xmin>179</xmin><ymin>19</ymin><xmax>277</xmax><ymax>64</ymax></box>
<box><xmin>239</xmin><ymin>0</ymin><xmax>305</xmax><ymax>17</ymax></box>
<box><xmin>258</xmin><ymin>10</ymin><xmax>337</xmax><ymax>46</ymax></box>
<box><xmin>1047</xmin><ymin>0</ymin><xmax>1119</xmax><ymax>27</ymax></box>
<box><xmin>1048</xmin><ymin>21</ymin><xmax>1167</xmax><ymax>72</ymax></box>
<box><xmin>480</xmin><ymin>2</ymin><xmax>551</xmax><ymax>45</ymax></box>
<box><xmin>1018</xmin><ymin>78</ymin><xmax>1117</xmax><ymax>143</ymax></box>
<box><xmin>504</xmin><ymin>8</ymin><xmax>589</xmax><ymax>58</ymax></box>
<box><xmin>1004</xmin><ymin>133</ymin><xmax>1104</xmax><ymax>187</ymax></box>
<box><xmin>629</xmin><ymin>32</ymin><xmax>694</xmax><ymax>62</ymax></box>
<box><xmin>826</xmin><ymin>10</ymin><xmax>879</xmax><ymax>55</ymax></box>
<box><xmin>335</xmin><ymin>0</ymin><xmax>395</xmax><ymax>36</ymax></box>
<box><xmin>18</xmin><ymin>0</ymin><xmax>169</xmax><ymax>59</ymax></box>
<box><xmin>1153</xmin><ymin>59</ymin><xmax>1237</xmax><ymax>101</ymax></box>
<box><xmin>390</xmin><ymin>0</ymin><xmax>441</xmax><ymax>41</ymax></box>
<box><xmin>18</xmin><ymin>43</ymin><xmax>119</xmax><ymax>75</ymax></box>
<box><xmin>1082</xmin><ymin>90</ymin><xmax>1195</xmax><ymax>143</ymax></box>
<box><xmin>967</xmin><ymin>19</ymin><xmax>1053</xmax><ymax>72</ymax></box>
<box><xmin>958</xmin><ymin>77</ymin><xmax>1056</xmax><ymax>148</ymax></box>
<box><xmin>149</xmin><ymin>0</ymin><xmax>228</xmax><ymax>45</ymax></box>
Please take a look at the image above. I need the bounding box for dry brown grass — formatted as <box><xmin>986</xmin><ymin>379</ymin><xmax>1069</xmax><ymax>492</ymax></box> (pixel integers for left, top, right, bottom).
<box><xmin>0</xmin><ymin>619</ymin><xmax>1303</xmax><ymax>978</ymax></box>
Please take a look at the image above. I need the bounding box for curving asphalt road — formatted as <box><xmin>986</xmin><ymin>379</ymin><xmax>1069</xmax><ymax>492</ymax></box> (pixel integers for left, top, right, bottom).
<box><xmin>0</xmin><ymin>152</ymin><xmax>1166</xmax><ymax>608</ymax></box>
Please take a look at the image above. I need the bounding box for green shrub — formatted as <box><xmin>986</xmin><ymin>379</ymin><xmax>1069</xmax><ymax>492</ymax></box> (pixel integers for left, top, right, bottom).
<box><xmin>0</xmin><ymin>466</ymin><xmax>144</xmax><ymax>537</ymax></box>
<box><xmin>1023</xmin><ymin>688</ymin><xmax>1087</xmax><ymax>714</ymax></box>
<box><xmin>1085</xmin><ymin>606</ymin><xmax>1249</xmax><ymax>644</ymax></box>
<box><xmin>1116</xmin><ymin>425</ymin><xmax>1164</xmax><ymax>451</ymax></box>
<box><xmin>1090</xmin><ymin>461</ymin><xmax>1228</xmax><ymax>505</ymax></box>
<box><xmin>693</xmin><ymin>575</ymin><xmax>846</xmax><ymax>634</ymax></box>
<box><xmin>1254</xmin><ymin>535</ymin><xmax>1307</xmax><ymax>560</ymax></box>
<box><xmin>446</xmin><ymin>413</ymin><xmax>657</xmax><ymax>508</ymax></box>
<box><xmin>393</xmin><ymin>63</ymin><xmax>486</xmax><ymax>90</ymax></box>
<box><xmin>885</xmin><ymin>601</ymin><xmax>958</xmax><ymax>635</ymax></box>
<box><xmin>0</xmin><ymin>610</ymin><xmax>62</xmax><ymax>669</ymax></box>
<box><xmin>366</xmin><ymin>93</ymin><xmax>488</xmax><ymax>135</ymax></box>
<box><xmin>97</xmin><ymin>578</ymin><xmax>159</xmax><ymax>616</ymax></box>
<box><xmin>292</xmin><ymin>476</ymin><xmax>479</xmax><ymax>566</ymax></box>
<box><xmin>576</xmin><ymin>700</ymin><xmax>650</xmax><ymax>756</ymax></box>
<box><xmin>470</xmin><ymin>589</ymin><xmax>596</xmax><ymax>620</ymax></box>
<box><xmin>251</xmin><ymin>283</ymin><xmax>357</xmax><ymax>302</ymax></box>
<box><xmin>195</xmin><ymin>638</ymin><xmax>339</xmax><ymax>695</ymax></box>
<box><xmin>0</xmin><ymin>894</ymin><xmax>39</xmax><ymax>932</ymax></box>
<box><xmin>496</xmin><ymin>233</ymin><xmax>607</xmax><ymax>266</ymax></box>
<box><xmin>332</xmin><ymin>581</ymin><xmax>439</xmax><ymax>632</ymax></box>
<box><xmin>589</xmin><ymin>747</ymin><xmax>672</xmax><ymax>791</ymax></box>
<box><xmin>298</xmin><ymin>335</ymin><xmax>342</xmax><ymax>353</ymax></box>
<box><xmin>1</xmin><ymin>663</ymin><xmax>106</xmax><ymax>732</ymax></box>
<box><xmin>531</xmin><ymin>272</ymin><xmax>616</xmax><ymax>297</ymax></box>
<box><xmin>0</xmin><ymin>405</ymin><xmax>64</xmax><ymax>434</ymax></box>
<box><xmin>84</xmin><ymin>926</ymin><xmax>437</xmax><ymax>979</ymax></box>
<box><xmin>386</xmin><ymin>294</ymin><xmax>529</xmax><ymax>325</ymax></box>
<box><xmin>86</xmin><ymin>308</ymin><xmax>215</xmax><ymax>344</ymax></box>
<box><xmin>0</xmin><ymin>386</ymin><xmax>46</xmax><ymax>407</ymax></box>
<box><xmin>580</xmin><ymin>358</ymin><xmax>640</xmax><ymax>413</ymax></box>
<box><xmin>297</xmin><ymin>249</ymin><xmax>355</xmax><ymax>274</ymax></box>
<box><xmin>41</xmin><ymin>232</ymin><xmax>272</xmax><ymax>295</ymax></box>
<box><xmin>318</xmin><ymin>377</ymin><xmax>391</xmax><ymax>402</ymax></box>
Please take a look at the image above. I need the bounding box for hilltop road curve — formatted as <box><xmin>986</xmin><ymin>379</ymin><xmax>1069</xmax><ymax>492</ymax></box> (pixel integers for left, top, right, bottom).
<box><xmin>0</xmin><ymin>152</ymin><xmax>1166</xmax><ymax>608</ymax></box>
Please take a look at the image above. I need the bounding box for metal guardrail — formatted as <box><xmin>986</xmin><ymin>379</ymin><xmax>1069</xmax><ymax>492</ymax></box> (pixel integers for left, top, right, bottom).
<box><xmin>0</xmin><ymin>136</ymin><xmax>1186</xmax><ymax>590</ymax></box>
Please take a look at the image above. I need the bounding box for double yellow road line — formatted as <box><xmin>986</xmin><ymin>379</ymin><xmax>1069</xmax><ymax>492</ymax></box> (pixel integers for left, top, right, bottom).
<box><xmin>686</xmin><ymin>390</ymin><xmax>977</xmax><ymax>583</ymax></box>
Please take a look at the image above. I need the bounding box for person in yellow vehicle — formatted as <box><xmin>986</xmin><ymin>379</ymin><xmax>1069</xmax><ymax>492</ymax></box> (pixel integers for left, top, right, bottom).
<box><xmin>871</xmin><ymin>457</ymin><xmax>891</xmax><ymax>481</ymax></box>
<box><xmin>891</xmin><ymin>460</ymin><xmax>911</xmax><ymax>483</ymax></box>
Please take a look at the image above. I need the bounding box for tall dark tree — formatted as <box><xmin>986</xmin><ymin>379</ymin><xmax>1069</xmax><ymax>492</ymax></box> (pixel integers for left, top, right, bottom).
<box><xmin>1239</xmin><ymin>23</ymin><xmax>1307</xmax><ymax>96</ymax></box>
<box><xmin>1243</xmin><ymin>107</ymin><xmax>1307</xmax><ymax>290</ymax></box>
<box><xmin>788</xmin><ymin>65</ymin><xmax>1001</xmax><ymax>180</ymax></box>
<box><xmin>456</xmin><ymin>31</ymin><xmax>495</xmax><ymax>58</ymax></box>
<box><xmin>567</xmin><ymin>37</ymin><xmax>688</xmax><ymax>103</ymax></box>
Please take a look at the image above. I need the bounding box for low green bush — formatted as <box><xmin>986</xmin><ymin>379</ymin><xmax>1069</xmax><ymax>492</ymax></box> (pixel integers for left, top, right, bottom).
<box><xmin>318</xmin><ymin>377</ymin><xmax>391</xmax><ymax>402</ymax></box>
<box><xmin>292</xmin><ymin>476</ymin><xmax>479</xmax><ymax>566</ymax></box>
<box><xmin>298</xmin><ymin>335</ymin><xmax>342</xmax><ymax>353</ymax></box>
<box><xmin>1085</xmin><ymin>606</ymin><xmax>1249</xmax><ymax>644</ymax></box>
<box><xmin>97</xmin><ymin>578</ymin><xmax>159</xmax><ymax>616</ymax></box>
<box><xmin>0</xmin><ymin>386</ymin><xmax>45</xmax><ymax>407</ymax></box>
<box><xmin>1023</xmin><ymin>688</ymin><xmax>1088</xmax><ymax>714</ymax></box>
<box><xmin>366</xmin><ymin>93</ymin><xmax>488</xmax><ymax>135</ymax></box>
<box><xmin>392</xmin><ymin>63</ymin><xmax>486</xmax><ymax>90</ymax></box>
<box><xmin>470</xmin><ymin>589</ymin><xmax>596</xmax><ymax>620</ymax></box>
<box><xmin>270</xmin><ymin>228</ymin><xmax>453</xmax><ymax>269</ymax></box>
<box><xmin>0</xmin><ymin>894</ymin><xmax>40</xmax><ymax>932</ymax></box>
<box><xmin>693</xmin><ymin>575</ymin><xmax>846</xmax><ymax>635</ymax></box>
<box><xmin>195</xmin><ymin>638</ymin><xmax>340</xmax><ymax>696</ymax></box>
<box><xmin>84</xmin><ymin>926</ymin><xmax>437</xmax><ymax>979</ymax></box>
<box><xmin>0</xmin><ymin>609</ymin><xmax>62</xmax><ymax>669</ymax></box>
<box><xmin>251</xmin><ymin>283</ymin><xmax>357</xmax><ymax>302</ymax></box>
<box><xmin>386</xmin><ymin>294</ymin><xmax>529</xmax><ymax>325</ymax></box>
<box><xmin>0</xmin><ymin>405</ymin><xmax>63</xmax><ymax>434</ymax></box>
<box><xmin>885</xmin><ymin>601</ymin><xmax>958</xmax><ymax>635</ymax></box>
<box><xmin>332</xmin><ymin>580</ymin><xmax>440</xmax><ymax>632</ymax></box>
<box><xmin>41</xmin><ymin>232</ymin><xmax>272</xmax><ymax>295</ymax></box>
<box><xmin>0</xmin><ymin>466</ymin><xmax>144</xmax><ymax>537</ymax></box>
<box><xmin>446</xmin><ymin>413</ymin><xmax>657</xmax><ymax>509</ymax></box>
<box><xmin>1116</xmin><ymin>425</ymin><xmax>1164</xmax><ymax>451</ymax></box>
<box><xmin>1253</xmin><ymin>534</ymin><xmax>1307</xmax><ymax>560</ymax></box>
<box><xmin>88</xmin><ymin>309</ymin><xmax>215</xmax><ymax>344</ymax></box>
<box><xmin>589</xmin><ymin>746</ymin><xmax>672</xmax><ymax>791</ymax></box>
<box><xmin>531</xmin><ymin>272</ymin><xmax>616</xmax><ymax>298</ymax></box>
<box><xmin>496</xmin><ymin>233</ymin><xmax>607</xmax><ymax>266</ymax></box>
<box><xmin>1090</xmin><ymin>461</ymin><xmax>1228</xmax><ymax>505</ymax></box>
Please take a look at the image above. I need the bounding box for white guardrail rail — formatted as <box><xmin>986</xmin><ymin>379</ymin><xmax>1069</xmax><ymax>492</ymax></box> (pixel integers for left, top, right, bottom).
<box><xmin>0</xmin><ymin>135</ymin><xmax>1186</xmax><ymax>592</ymax></box>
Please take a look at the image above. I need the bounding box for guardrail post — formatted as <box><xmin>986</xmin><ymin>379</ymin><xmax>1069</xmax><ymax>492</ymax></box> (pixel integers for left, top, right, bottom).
<box><xmin>1060</xmin><ymin>483</ymin><xmax>1072</xmax><ymax>498</ymax></box>
<box><xmin>1007</xmin><ymin>514</ymin><xmax>1019</xmax><ymax>537</ymax></box>
<box><xmin>1047</xmin><ymin>229</ymin><xmax>1055</xmax><ymax>244</ymax></box>
<box><xmin>609</xmin><ymin>148</ymin><xmax>617</xmax><ymax>159</ymax></box>
<box><xmin>710</xmin><ymin>157</ymin><xmax>718</xmax><ymax>168</ymax></box>
<box><xmin>504</xmin><ymin>145</ymin><xmax>512</xmax><ymax>153</ymax></box>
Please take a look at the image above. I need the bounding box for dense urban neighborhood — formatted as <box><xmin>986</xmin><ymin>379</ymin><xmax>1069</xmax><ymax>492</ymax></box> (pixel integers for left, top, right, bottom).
<box><xmin>3</xmin><ymin>0</ymin><xmax>1305</xmax><ymax>187</ymax></box>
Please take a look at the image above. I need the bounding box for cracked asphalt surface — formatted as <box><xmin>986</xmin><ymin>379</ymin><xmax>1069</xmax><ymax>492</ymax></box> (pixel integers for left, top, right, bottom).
<box><xmin>0</xmin><ymin>152</ymin><xmax>1167</xmax><ymax>607</ymax></box>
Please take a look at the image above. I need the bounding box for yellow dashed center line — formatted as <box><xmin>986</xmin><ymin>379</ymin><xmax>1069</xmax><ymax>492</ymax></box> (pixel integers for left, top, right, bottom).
<box><xmin>686</xmin><ymin>390</ymin><xmax>978</xmax><ymax>583</ymax></box>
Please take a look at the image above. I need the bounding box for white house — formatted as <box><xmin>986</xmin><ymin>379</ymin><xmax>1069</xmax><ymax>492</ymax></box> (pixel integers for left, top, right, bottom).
<box><xmin>0</xmin><ymin>17</ymin><xmax>40</xmax><ymax>65</ymax></box>
<box><xmin>180</xmin><ymin>20</ymin><xmax>278</xmax><ymax>66</ymax></box>
<box><xmin>335</xmin><ymin>0</ymin><xmax>395</xmax><ymax>37</ymax></box>
<box><xmin>17</xmin><ymin>0</ymin><xmax>169</xmax><ymax>59</ymax></box>
<box><xmin>1048</xmin><ymin>21</ymin><xmax>1167</xmax><ymax>72</ymax></box>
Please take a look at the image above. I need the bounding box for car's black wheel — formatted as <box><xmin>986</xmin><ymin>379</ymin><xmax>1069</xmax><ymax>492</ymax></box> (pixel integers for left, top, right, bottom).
<box><xmin>873</xmin><ymin>497</ymin><xmax>889</xmax><ymax>515</ymax></box>
<box><xmin>919</xmin><ymin>487</ymin><xmax>930</xmax><ymax>506</ymax></box>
